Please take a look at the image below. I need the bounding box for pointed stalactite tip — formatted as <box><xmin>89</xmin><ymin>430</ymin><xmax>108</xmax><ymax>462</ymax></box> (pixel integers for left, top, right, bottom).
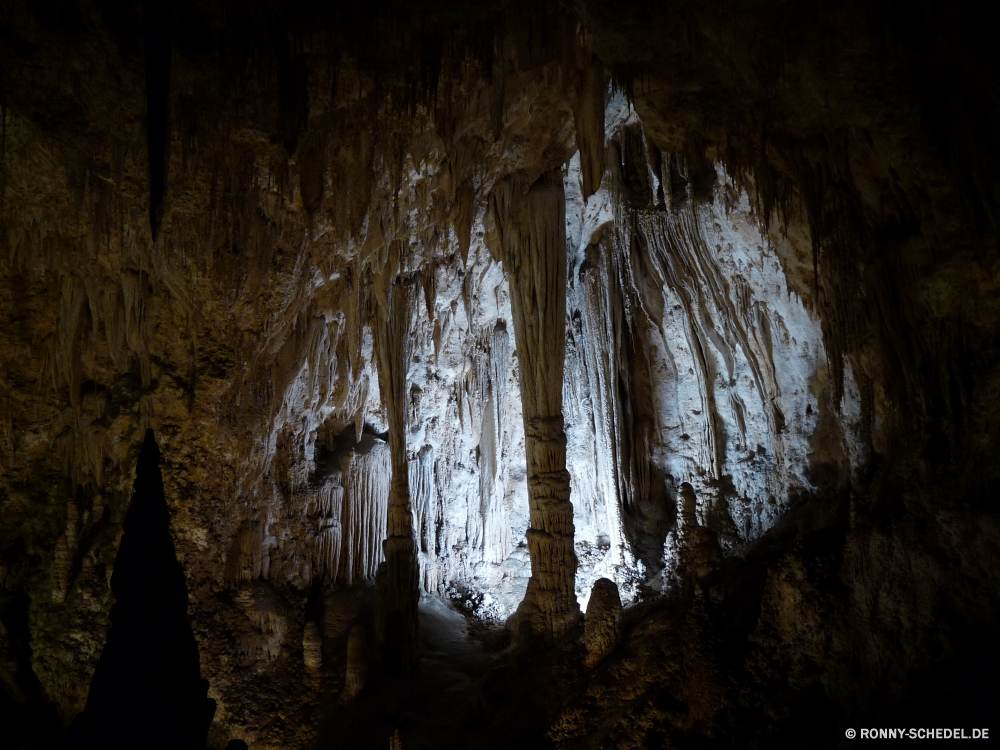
<box><xmin>143</xmin><ymin>0</ymin><xmax>172</xmax><ymax>242</ymax></box>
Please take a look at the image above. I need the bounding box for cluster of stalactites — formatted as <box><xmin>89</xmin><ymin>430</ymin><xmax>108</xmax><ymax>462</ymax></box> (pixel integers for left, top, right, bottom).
<box><xmin>312</xmin><ymin>440</ymin><xmax>391</xmax><ymax>585</ymax></box>
<box><xmin>477</xmin><ymin>324</ymin><xmax>514</xmax><ymax>566</ymax></box>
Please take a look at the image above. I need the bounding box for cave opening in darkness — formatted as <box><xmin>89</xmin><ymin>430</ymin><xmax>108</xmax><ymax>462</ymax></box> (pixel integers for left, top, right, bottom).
<box><xmin>1</xmin><ymin>0</ymin><xmax>1000</xmax><ymax>748</ymax></box>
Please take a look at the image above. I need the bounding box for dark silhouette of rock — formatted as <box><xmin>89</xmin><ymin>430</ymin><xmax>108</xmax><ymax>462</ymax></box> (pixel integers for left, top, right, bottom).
<box><xmin>68</xmin><ymin>429</ymin><xmax>215</xmax><ymax>750</ymax></box>
<box><xmin>0</xmin><ymin>589</ymin><xmax>63</xmax><ymax>750</ymax></box>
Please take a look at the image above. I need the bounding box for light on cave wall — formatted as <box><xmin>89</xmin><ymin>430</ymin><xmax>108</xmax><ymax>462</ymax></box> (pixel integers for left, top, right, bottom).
<box><xmin>268</xmin><ymin>96</ymin><xmax>845</xmax><ymax>625</ymax></box>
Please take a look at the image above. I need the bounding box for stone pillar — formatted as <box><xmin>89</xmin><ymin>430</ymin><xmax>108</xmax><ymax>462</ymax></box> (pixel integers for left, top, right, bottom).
<box><xmin>488</xmin><ymin>172</ymin><xmax>580</xmax><ymax>643</ymax></box>
<box><xmin>372</xmin><ymin>268</ymin><xmax>420</xmax><ymax>673</ymax></box>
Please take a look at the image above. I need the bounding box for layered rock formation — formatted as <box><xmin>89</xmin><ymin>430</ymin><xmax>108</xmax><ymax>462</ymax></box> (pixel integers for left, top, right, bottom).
<box><xmin>1</xmin><ymin>0</ymin><xmax>999</xmax><ymax>748</ymax></box>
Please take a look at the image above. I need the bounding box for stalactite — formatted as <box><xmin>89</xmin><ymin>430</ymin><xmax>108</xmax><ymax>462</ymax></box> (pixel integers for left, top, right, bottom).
<box><xmin>634</xmin><ymin>194</ymin><xmax>796</xmax><ymax>526</ymax></box>
<box><xmin>575</xmin><ymin>55</ymin><xmax>606</xmax><ymax>201</ymax></box>
<box><xmin>340</xmin><ymin>440</ymin><xmax>390</xmax><ymax>584</ymax></box>
<box><xmin>409</xmin><ymin>445</ymin><xmax>437</xmax><ymax>553</ymax></box>
<box><xmin>57</xmin><ymin>276</ymin><xmax>87</xmax><ymax>406</ymax></box>
<box><xmin>487</xmin><ymin>171</ymin><xmax>579</xmax><ymax>644</ymax></box>
<box><xmin>409</xmin><ymin>445</ymin><xmax>437</xmax><ymax>585</ymax></box>
<box><xmin>314</xmin><ymin>481</ymin><xmax>344</xmax><ymax>582</ymax></box>
<box><xmin>579</xmin><ymin>235</ymin><xmax>636</xmax><ymax>564</ymax></box>
<box><xmin>490</xmin><ymin>323</ymin><xmax>511</xmax><ymax>438</ymax></box>
<box><xmin>476</xmin><ymin>323</ymin><xmax>513</xmax><ymax>565</ymax></box>
<box><xmin>455</xmin><ymin>182</ymin><xmax>475</xmax><ymax>267</ymax></box>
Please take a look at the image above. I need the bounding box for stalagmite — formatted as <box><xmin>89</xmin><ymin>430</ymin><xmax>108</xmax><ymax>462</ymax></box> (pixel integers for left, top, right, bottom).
<box><xmin>676</xmin><ymin>482</ymin><xmax>719</xmax><ymax>580</ymax></box>
<box><xmin>51</xmin><ymin>535</ymin><xmax>69</xmax><ymax>603</ymax></box>
<box><xmin>488</xmin><ymin>172</ymin><xmax>580</xmax><ymax>643</ymax></box>
<box><xmin>692</xmin><ymin>527</ymin><xmax>721</xmax><ymax>580</ymax></box>
<box><xmin>678</xmin><ymin>482</ymin><xmax>699</xmax><ymax>573</ymax></box>
<box><xmin>582</xmin><ymin>578</ymin><xmax>623</xmax><ymax>668</ymax></box>
<box><xmin>371</xmin><ymin>264</ymin><xmax>420</xmax><ymax>672</ymax></box>
<box><xmin>302</xmin><ymin>621</ymin><xmax>322</xmax><ymax>671</ymax></box>
<box><xmin>390</xmin><ymin>729</ymin><xmax>402</xmax><ymax>750</ymax></box>
<box><xmin>341</xmin><ymin>623</ymin><xmax>367</xmax><ymax>702</ymax></box>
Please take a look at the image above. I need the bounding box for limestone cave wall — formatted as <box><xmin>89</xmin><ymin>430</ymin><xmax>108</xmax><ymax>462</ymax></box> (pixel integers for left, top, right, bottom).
<box><xmin>1</xmin><ymin>1</ymin><xmax>998</xmax><ymax>748</ymax></box>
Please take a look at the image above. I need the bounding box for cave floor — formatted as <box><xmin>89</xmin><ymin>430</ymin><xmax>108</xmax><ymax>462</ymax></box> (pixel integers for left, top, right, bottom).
<box><xmin>315</xmin><ymin>594</ymin><xmax>500</xmax><ymax>750</ymax></box>
<box><xmin>396</xmin><ymin>595</ymin><xmax>492</xmax><ymax>749</ymax></box>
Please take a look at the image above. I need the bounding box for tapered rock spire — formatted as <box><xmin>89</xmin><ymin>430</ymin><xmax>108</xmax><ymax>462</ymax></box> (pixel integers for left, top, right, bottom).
<box><xmin>575</xmin><ymin>55</ymin><xmax>606</xmax><ymax>201</ymax></box>
<box><xmin>69</xmin><ymin>429</ymin><xmax>215</xmax><ymax>749</ymax></box>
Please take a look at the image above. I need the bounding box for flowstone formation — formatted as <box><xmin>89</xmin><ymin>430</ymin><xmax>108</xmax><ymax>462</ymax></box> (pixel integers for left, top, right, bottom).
<box><xmin>1</xmin><ymin>1</ymin><xmax>1000</xmax><ymax>748</ymax></box>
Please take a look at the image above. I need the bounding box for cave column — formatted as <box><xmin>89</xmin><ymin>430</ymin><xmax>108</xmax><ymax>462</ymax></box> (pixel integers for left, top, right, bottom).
<box><xmin>489</xmin><ymin>171</ymin><xmax>580</xmax><ymax>643</ymax></box>
<box><xmin>371</xmin><ymin>257</ymin><xmax>420</xmax><ymax>674</ymax></box>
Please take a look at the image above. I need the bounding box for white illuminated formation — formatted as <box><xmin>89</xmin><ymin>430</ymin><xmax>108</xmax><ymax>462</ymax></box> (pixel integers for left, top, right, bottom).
<box><xmin>258</xmin><ymin>93</ymin><xmax>834</xmax><ymax>628</ymax></box>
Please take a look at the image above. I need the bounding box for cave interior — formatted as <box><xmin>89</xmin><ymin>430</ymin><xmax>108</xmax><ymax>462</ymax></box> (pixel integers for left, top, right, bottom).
<box><xmin>1</xmin><ymin>0</ymin><xmax>999</xmax><ymax>748</ymax></box>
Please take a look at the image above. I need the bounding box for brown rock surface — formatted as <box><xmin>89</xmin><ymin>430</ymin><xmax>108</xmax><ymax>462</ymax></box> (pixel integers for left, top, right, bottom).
<box><xmin>341</xmin><ymin>623</ymin><xmax>367</xmax><ymax>703</ymax></box>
